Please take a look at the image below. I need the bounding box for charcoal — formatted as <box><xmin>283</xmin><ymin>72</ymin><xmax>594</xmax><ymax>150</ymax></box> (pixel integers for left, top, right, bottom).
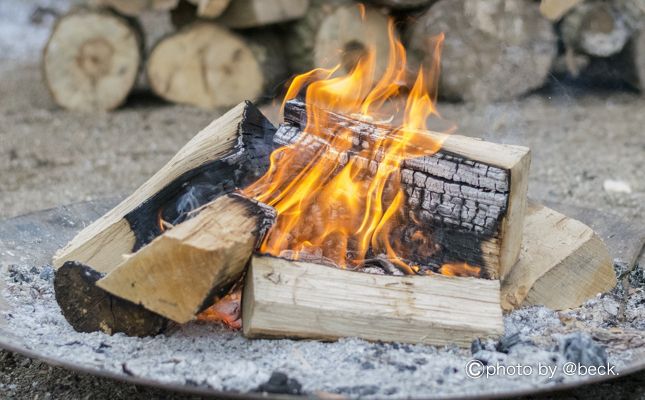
<box><xmin>558</xmin><ymin>332</ymin><xmax>608</xmax><ymax>366</ymax></box>
<box><xmin>256</xmin><ymin>372</ymin><xmax>302</xmax><ymax>395</ymax></box>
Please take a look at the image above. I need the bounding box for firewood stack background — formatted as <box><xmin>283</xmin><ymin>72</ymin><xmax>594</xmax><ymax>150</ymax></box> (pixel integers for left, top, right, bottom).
<box><xmin>43</xmin><ymin>0</ymin><xmax>645</xmax><ymax>112</ymax></box>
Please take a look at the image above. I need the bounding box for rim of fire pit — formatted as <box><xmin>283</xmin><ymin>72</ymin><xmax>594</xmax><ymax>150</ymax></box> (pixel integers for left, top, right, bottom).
<box><xmin>0</xmin><ymin>200</ymin><xmax>643</xmax><ymax>400</ymax></box>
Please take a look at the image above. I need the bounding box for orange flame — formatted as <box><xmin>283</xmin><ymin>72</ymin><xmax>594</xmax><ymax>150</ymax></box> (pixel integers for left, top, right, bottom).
<box><xmin>243</xmin><ymin>19</ymin><xmax>452</xmax><ymax>273</ymax></box>
<box><xmin>197</xmin><ymin>289</ymin><xmax>242</xmax><ymax>329</ymax></box>
<box><xmin>439</xmin><ymin>263</ymin><xmax>481</xmax><ymax>278</ymax></box>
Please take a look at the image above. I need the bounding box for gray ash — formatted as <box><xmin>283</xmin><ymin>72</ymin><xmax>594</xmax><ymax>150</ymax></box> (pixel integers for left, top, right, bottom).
<box><xmin>1</xmin><ymin>263</ymin><xmax>643</xmax><ymax>399</ymax></box>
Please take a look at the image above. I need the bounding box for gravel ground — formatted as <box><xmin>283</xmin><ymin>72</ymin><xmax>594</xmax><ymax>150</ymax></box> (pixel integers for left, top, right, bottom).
<box><xmin>0</xmin><ymin>2</ymin><xmax>644</xmax><ymax>398</ymax></box>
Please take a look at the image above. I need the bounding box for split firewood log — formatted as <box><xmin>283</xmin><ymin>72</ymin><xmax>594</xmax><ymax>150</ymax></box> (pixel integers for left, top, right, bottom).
<box><xmin>52</xmin><ymin>102</ymin><xmax>276</xmax><ymax>335</ymax></box>
<box><xmin>281</xmin><ymin>100</ymin><xmax>531</xmax><ymax>280</ymax></box>
<box><xmin>286</xmin><ymin>0</ymin><xmax>391</xmax><ymax>75</ymax></box>
<box><xmin>43</xmin><ymin>9</ymin><xmax>143</xmax><ymax>111</ymax></box>
<box><xmin>186</xmin><ymin>0</ymin><xmax>231</xmax><ymax>18</ymax></box>
<box><xmin>561</xmin><ymin>1</ymin><xmax>632</xmax><ymax>58</ymax></box>
<box><xmin>216</xmin><ymin>0</ymin><xmax>309</xmax><ymax>28</ymax></box>
<box><xmin>405</xmin><ymin>0</ymin><xmax>557</xmax><ymax>102</ymax></box>
<box><xmin>501</xmin><ymin>203</ymin><xmax>616</xmax><ymax>311</ymax></box>
<box><xmin>91</xmin><ymin>0</ymin><xmax>179</xmax><ymax>16</ymax></box>
<box><xmin>96</xmin><ymin>194</ymin><xmax>275</xmax><ymax>323</ymax></box>
<box><xmin>146</xmin><ymin>22</ymin><xmax>288</xmax><ymax>109</ymax></box>
<box><xmin>243</xmin><ymin>255</ymin><xmax>504</xmax><ymax>347</ymax></box>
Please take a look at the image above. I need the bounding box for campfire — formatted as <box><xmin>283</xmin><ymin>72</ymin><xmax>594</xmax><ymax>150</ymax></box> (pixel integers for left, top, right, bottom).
<box><xmin>50</xmin><ymin>17</ymin><xmax>616</xmax><ymax>348</ymax></box>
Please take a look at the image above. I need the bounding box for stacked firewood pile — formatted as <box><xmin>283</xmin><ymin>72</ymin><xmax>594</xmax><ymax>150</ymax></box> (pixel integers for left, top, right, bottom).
<box><xmin>43</xmin><ymin>0</ymin><xmax>645</xmax><ymax>111</ymax></box>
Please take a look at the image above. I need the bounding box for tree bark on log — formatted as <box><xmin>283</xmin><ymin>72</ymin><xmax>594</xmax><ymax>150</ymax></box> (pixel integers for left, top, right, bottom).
<box><xmin>279</xmin><ymin>100</ymin><xmax>530</xmax><ymax>279</ymax></box>
<box><xmin>285</xmin><ymin>0</ymin><xmax>391</xmax><ymax>75</ymax></box>
<box><xmin>243</xmin><ymin>255</ymin><xmax>504</xmax><ymax>347</ymax></box>
<box><xmin>501</xmin><ymin>203</ymin><xmax>616</xmax><ymax>311</ymax></box>
<box><xmin>146</xmin><ymin>22</ymin><xmax>288</xmax><ymax>108</ymax></box>
<box><xmin>216</xmin><ymin>0</ymin><xmax>309</xmax><ymax>28</ymax></box>
<box><xmin>96</xmin><ymin>194</ymin><xmax>275</xmax><ymax>323</ymax></box>
<box><xmin>406</xmin><ymin>0</ymin><xmax>557</xmax><ymax>102</ymax></box>
<box><xmin>561</xmin><ymin>1</ymin><xmax>632</xmax><ymax>58</ymax></box>
<box><xmin>43</xmin><ymin>9</ymin><xmax>143</xmax><ymax>111</ymax></box>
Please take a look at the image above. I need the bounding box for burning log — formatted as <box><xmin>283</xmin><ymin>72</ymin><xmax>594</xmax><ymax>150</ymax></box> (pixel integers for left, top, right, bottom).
<box><xmin>561</xmin><ymin>1</ymin><xmax>632</xmax><ymax>58</ymax></box>
<box><xmin>96</xmin><ymin>194</ymin><xmax>275</xmax><ymax>323</ymax></box>
<box><xmin>280</xmin><ymin>100</ymin><xmax>531</xmax><ymax>280</ymax></box>
<box><xmin>405</xmin><ymin>0</ymin><xmax>557</xmax><ymax>102</ymax></box>
<box><xmin>242</xmin><ymin>255</ymin><xmax>504</xmax><ymax>347</ymax></box>
<box><xmin>501</xmin><ymin>203</ymin><xmax>616</xmax><ymax>311</ymax></box>
<box><xmin>43</xmin><ymin>9</ymin><xmax>143</xmax><ymax>111</ymax></box>
<box><xmin>52</xmin><ymin>102</ymin><xmax>276</xmax><ymax>334</ymax></box>
<box><xmin>216</xmin><ymin>0</ymin><xmax>310</xmax><ymax>28</ymax></box>
<box><xmin>286</xmin><ymin>1</ymin><xmax>391</xmax><ymax>75</ymax></box>
<box><xmin>146</xmin><ymin>22</ymin><xmax>288</xmax><ymax>109</ymax></box>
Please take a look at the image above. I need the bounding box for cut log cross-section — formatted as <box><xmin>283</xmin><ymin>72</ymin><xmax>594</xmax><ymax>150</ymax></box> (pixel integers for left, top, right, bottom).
<box><xmin>561</xmin><ymin>1</ymin><xmax>632</xmax><ymax>58</ymax></box>
<box><xmin>406</xmin><ymin>0</ymin><xmax>557</xmax><ymax>102</ymax></box>
<box><xmin>286</xmin><ymin>1</ymin><xmax>391</xmax><ymax>75</ymax></box>
<box><xmin>97</xmin><ymin>194</ymin><xmax>275</xmax><ymax>324</ymax></box>
<box><xmin>44</xmin><ymin>10</ymin><xmax>142</xmax><ymax>111</ymax></box>
<box><xmin>147</xmin><ymin>23</ymin><xmax>288</xmax><ymax>109</ymax></box>
<box><xmin>281</xmin><ymin>100</ymin><xmax>531</xmax><ymax>279</ymax></box>
<box><xmin>243</xmin><ymin>255</ymin><xmax>504</xmax><ymax>347</ymax></box>
<box><xmin>52</xmin><ymin>102</ymin><xmax>277</xmax><ymax>335</ymax></box>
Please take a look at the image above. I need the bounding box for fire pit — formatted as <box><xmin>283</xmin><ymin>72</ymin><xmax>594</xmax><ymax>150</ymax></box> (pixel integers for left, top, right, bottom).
<box><xmin>0</xmin><ymin>200</ymin><xmax>643</xmax><ymax>398</ymax></box>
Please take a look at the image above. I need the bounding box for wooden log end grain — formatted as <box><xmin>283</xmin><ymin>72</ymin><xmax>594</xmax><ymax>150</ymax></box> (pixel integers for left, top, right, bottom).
<box><xmin>43</xmin><ymin>9</ymin><xmax>143</xmax><ymax>111</ymax></box>
<box><xmin>147</xmin><ymin>22</ymin><xmax>287</xmax><ymax>108</ymax></box>
<box><xmin>287</xmin><ymin>1</ymin><xmax>391</xmax><ymax>76</ymax></box>
<box><xmin>406</xmin><ymin>0</ymin><xmax>557</xmax><ymax>102</ymax></box>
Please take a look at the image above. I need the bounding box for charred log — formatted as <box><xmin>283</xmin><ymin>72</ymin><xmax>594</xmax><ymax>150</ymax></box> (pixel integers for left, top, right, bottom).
<box><xmin>97</xmin><ymin>194</ymin><xmax>275</xmax><ymax>324</ymax></box>
<box><xmin>279</xmin><ymin>100</ymin><xmax>530</xmax><ymax>279</ymax></box>
<box><xmin>54</xmin><ymin>261</ymin><xmax>168</xmax><ymax>336</ymax></box>
<box><xmin>53</xmin><ymin>101</ymin><xmax>276</xmax><ymax>272</ymax></box>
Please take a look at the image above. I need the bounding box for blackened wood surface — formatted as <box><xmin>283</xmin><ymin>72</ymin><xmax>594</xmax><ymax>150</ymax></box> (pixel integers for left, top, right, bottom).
<box><xmin>124</xmin><ymin>102</ymin><xmax>277</xmax><ymax>251</ymax></box>
<box><xmin>54</xmin><ymin>261</ymin><xmax>168</xmax><ymax>336</ymax></box>
<box><xmin>277</xmin><ymin>101</ymin><xmax>512</xmax><ymax>274</ymax></box>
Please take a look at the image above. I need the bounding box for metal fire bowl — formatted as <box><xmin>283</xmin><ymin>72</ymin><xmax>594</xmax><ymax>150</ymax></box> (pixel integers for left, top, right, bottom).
<box><xmin>0</xmin><ymin>199</ymin><xmax>643</xmax><ymax>399</ymax></box>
